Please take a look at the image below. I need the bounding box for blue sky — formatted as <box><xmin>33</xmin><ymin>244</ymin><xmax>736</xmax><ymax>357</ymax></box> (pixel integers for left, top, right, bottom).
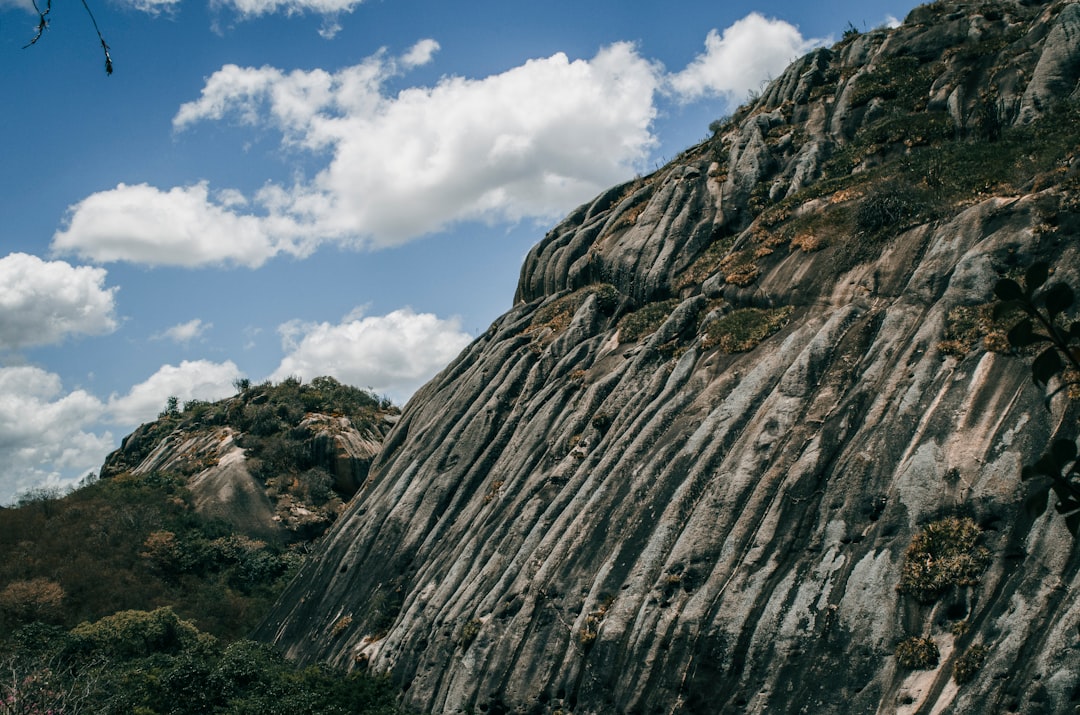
<box><xmin>0</xmin><ymin>0</ymin><xmax>917</xmax><ymax>502</ymax></box>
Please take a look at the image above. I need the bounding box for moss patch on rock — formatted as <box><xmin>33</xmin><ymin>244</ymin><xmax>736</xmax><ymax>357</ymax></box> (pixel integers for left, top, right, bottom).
<box><xmin>701</xmin><ymin>306</ymin><xmax>794</xmax><ymax>353</ymax></box>
<box><xmin>617</xmin><ymin>299</ymin><xmax>681</xmax><ymax>343</ymax></box>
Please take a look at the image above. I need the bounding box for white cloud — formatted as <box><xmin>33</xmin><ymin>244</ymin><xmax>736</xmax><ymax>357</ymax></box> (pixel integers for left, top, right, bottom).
<box><xmin>318</xmin><ymin>17</ymin><xmax>343</xmax><ymax>39</ymax></box>
<box><xmin>219</xmin><ymin>0</ymin><xmax>362</xmax><ymax>17</ymax></box>
<box><xmin>54</xmin><ymin>42</ymin><xmax>661</xmax><ymax>267</ymax></box>
<box><xmin>0</xmin><ymin>366</ymin><xmax>113</xmax><ymax>505</ymax></box>
<box><xmin>51</xmin><ymin>182</ymin><xmax>299</xmax><ymax>268</ymax></box>
<box><xmin>270</xmin><ymin>307</ymin><xmax>471</xmax><ymax>402</ymax></box>
<box><xmin>117</xmin><ymin>0</ymin><xmax>182</xmax><ymax>15</ymax></box>
<box><xmin>401</xmin><ymin>38</ymin><xmax>440</xmax><ymax>69</ymax></box>
<box><xmin>154</xmin><ymin>319</ymin><xmax>212</xmax><ymax>344</ymax></box>
<box><xmin>106</xmin><ymin>360</ymin><xmax>244</xmax><ymax>426</ymax></box>
<box><xmin>0</xmin><ymin>253</ymin><xmax>118</xmax><ymax>350</ymax></box>
<box><xmin>668</xmin><ymin>12</ymin><xmax>826</xmax><ymax>102</ymax></box>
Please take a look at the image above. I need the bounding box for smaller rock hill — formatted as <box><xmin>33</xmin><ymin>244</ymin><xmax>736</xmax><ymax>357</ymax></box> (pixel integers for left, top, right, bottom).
<box><xmin>101</xmin><ymin>376</ymin><xmax>399</xmax><ymax>542</ymax></box>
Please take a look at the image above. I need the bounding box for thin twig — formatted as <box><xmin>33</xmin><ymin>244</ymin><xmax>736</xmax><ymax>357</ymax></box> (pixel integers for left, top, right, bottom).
<box><xmin>79</xmin><ymin>0</ymin><xmax>113</xmax><ymax>75</ymax></box>
<box><xmin>21</xmin><ymin>0</ymin><xmax>112</xmax><ymax>75</ymax></box>
<box><xmin>22</xmin><ymin>0</ymin><xmax>52</xmax><ymax>48</ymax></box>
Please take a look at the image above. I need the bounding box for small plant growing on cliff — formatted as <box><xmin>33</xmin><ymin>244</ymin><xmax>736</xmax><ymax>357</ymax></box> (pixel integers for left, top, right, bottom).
<box><xmin>895</xmin><ymin>636</ymin><xmax>940</xmax><ymax>669</ymax></box>
<box><xmin>578</xmin><ymin>615</ymin><xmax>600</xmax><ymax>650</ymax></box>
<box><xmin>953</xmin><ymin>644</ymin><xmax>989</xmax><ymax>684</ymax></box>
<box><xmin>898</xmin><ymin>516</ymin><xmax>990</xmax><ymax>603</ymax></box>
<box><xmin>330</xmin><ymin>615</ymin><xmax>353</xmax><ymax>638</ymax></box>
<box><xmin>459</xmin><ymin>619</ymin><xmax>482</xmax><ymax>649</ymax></box>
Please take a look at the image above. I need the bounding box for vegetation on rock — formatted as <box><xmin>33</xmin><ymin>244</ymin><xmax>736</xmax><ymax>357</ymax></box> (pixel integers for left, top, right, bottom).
<box><xmin>898</xmin><ymin>516</ymin><xmax>990</xmax><ymax>603</ymax></box>
<box><xmin>700</xmin><ymin>306</ymin><xmax>794</xmax><ymax>353</ymax></box>
<box><xmin>895</xmin><ymin>636</ymin><xmax>940</xmax><ymax>670</ymax></box>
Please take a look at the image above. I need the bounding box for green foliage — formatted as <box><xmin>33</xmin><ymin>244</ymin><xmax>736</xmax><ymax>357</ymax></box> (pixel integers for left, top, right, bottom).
<box><xmin>895</xmin><ymin>636</ymin><xmax>940</xmax><ymax>669</ymax></box>
<box><xmin>701</xmin><ymin>307</ymin><xmax>794</xmax><ymax>353</ymax></box>
<box><xmin>994</xmin><ymin>262</ymin><xmax>1080</xmax><ymax>535</ymax></box>
<box><xmin>939</xmin><ymin>302</ymin><xmax>1020</xmax><ymax>356</ymax></box>
<box><xmin>675</xmin><ymin>231</ymin><xmax>738</xmax><ymax>290</ymax></box>
<box><xmin>0</xmin><ymin>613</ymin><xmax>402</xmax><ymax>715</ymax></box>
<box><xmin>617</xmin><ymin>299</ymin><xmax>681</xmax><ymax>343</ymax></box>
<box><xmin>69</xmin><ymin>607</ymin><xmax>206</xmax><ymax>660</ymax></box>
<box><xmin>953</xmin><ymin>644</ymin><xmax>989</xmax><ymax>684</ymax></box>
<box><xmin>160</xmin><ymin>396</ymin><xmax>181</xmax><ymax>420</ymax></box>
<box><xmin>0</xmin><ymin>472</ymin><xmax>300</xmax><ymax>639</ymax></box>
<box><xmin>897</xmin><ymin>516</ymin><xmax>991</xmax><ymax>603</ymax></box>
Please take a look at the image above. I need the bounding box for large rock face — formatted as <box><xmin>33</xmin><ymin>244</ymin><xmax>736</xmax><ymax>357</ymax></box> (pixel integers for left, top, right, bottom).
<box><xmin>258</xmin><ymin>3</ymin><xmax>1080</xmax><ymax>713</ymax></box>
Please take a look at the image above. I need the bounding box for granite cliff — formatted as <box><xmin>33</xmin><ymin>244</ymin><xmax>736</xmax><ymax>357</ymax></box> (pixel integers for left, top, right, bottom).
<box><xmin>258</xmin><ymin>2</ymin><xmax>1080</xmax><ymax>713</ymax></box>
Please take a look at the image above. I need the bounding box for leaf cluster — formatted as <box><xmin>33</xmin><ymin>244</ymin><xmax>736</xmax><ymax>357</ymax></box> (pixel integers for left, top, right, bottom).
<box><xmin>993</xmin><ymin>262</ymin><xmax>1080</xmax><ymax>536</ymax></box>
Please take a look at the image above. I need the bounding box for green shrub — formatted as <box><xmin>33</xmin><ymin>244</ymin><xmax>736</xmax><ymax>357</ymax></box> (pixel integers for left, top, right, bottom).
<box><xmin>954</xmin><ymin>644</ymin><xmax>989</xmax><ymax>684</ymax></box>
<box><xmin>70</xmin><ymin>607</ymin><xmax>206</xmax><ymax>659</ymax></box>
<box><xmin>898</xmin><ymin>516</ymin><xmax>991</xmax><ymax>603</ymax></box>
<box><xmin>895</xmin><ymin>636</ymin><xmax>940</xmax><ymax>669</ymax></box>
<box><xmin>1</xmin><ymin>613</ymin><xmax>402</xmax><ymax>715</ymax></box>
<box><xmin>848</xmin><ymin>55</ymin><xmax>938</xmax><ymax>110</ymax></box>
<box><xmin>459</xmin><ymin>619</ymin><xmax>482</xmax><ymax>648</ymax></box>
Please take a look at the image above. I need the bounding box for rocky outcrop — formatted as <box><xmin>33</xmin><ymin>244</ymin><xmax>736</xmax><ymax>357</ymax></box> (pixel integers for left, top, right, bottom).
<box><xmin>101</xmin><ymin>406</ymin><xmax>395</xmax><ymax>540</ymax></box>
<box><xmin>258</xmin><ymin>3</ymin><xmax>1080</xmax><ymax>713</ymax></box>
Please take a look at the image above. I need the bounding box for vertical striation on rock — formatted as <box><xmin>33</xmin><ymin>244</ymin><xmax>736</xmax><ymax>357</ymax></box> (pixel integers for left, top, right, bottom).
<box><xmin>258</xmin><ymin>3</ymin><xmax>1080</xmax><ymax>713</ymax></box>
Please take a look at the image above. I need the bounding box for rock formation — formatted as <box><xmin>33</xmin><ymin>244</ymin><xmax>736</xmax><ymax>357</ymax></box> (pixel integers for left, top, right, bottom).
<box><xmin>101</xmin><ymin>378</ymin><xmax>397</xmax><ymax>541</ymax></box>
<box><xmin>258</xmin><ymin>2</ymin><xmax>1080</xmax><ymax>713</ymax></box>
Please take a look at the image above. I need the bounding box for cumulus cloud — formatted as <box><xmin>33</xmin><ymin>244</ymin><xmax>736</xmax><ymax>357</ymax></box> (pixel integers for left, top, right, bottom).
<box><xmin>52</xmin><ymin>182</ymin><xmax>297</xmax><ymax>268</ymax></box>
<box><xmin>270</xmin><ymin>307</ymin><xmax>471</xmax><ymax>402</ymax></box>
<box><xmin>106</xmin><ymin>360</ymin><xmax>244</xmax><ymax>426</ymax></box>
<box><xmin>0</xmin><ymin>253</ymin><xmax>118</xmax><ymax>350</ymax></box>
<box><xmin>668</xmin><ymin>13</ymin><xmax>825</xmax><ymax>102</ymax></box>
<box><xmin>154</xmin><ymin>319</ymin><xmax>212</xmax><ymax>344</ymax></box>
<box><xmin>0</xmin><ymin>366</ymin><xmax>113</xmax><ymax>504</ymax></box>
<box><xmin>54</xmin><ymin>42</ymin><xmax>661</xmax><ymax>267</ymax></box>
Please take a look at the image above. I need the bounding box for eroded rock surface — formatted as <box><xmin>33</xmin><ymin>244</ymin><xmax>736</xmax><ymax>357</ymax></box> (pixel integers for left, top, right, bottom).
<box><xmin>259</xmin><ymin>3</ymin><xmax>1080</xmax><ymax>713</ymax></box>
